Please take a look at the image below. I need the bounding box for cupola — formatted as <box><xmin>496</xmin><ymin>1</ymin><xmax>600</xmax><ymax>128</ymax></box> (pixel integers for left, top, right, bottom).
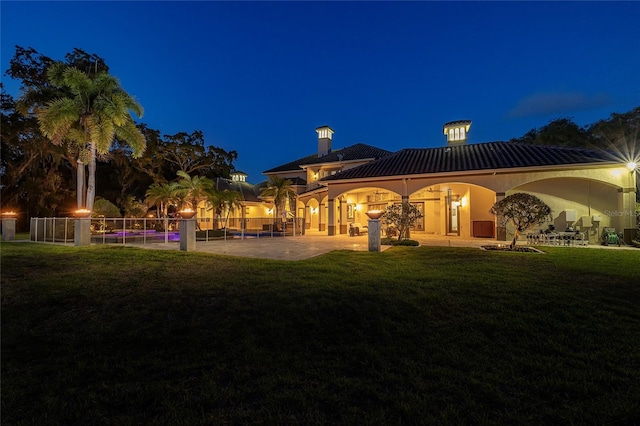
<box><xmin>443</xmin><ymin>120</ymin><xmax>471</xmax><ymax>145</ymax></box>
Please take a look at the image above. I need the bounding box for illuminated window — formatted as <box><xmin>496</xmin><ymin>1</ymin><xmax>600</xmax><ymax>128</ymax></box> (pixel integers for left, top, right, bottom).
<box><xmin>460</xmin><ymin>127</ymin><xmax>465</xmax><ymax>140</ymax></box>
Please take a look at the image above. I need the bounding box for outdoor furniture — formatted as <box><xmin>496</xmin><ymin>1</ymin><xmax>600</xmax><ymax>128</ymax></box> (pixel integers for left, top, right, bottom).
<box><xmin>349</xmin><ymin>222</ymin><xmax>367</xmax><ymax>236</ymax></box>
<box><xmin>527</xmin><ymin>231</ymin><xmax>588</xmax><ymax>246</ymax></box>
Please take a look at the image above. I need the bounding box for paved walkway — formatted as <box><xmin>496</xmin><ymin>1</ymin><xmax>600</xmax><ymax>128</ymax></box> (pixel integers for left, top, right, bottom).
<box><xmin>121</xmin><ymin>230</ymin><xmax>638</xmax><ymax>261</ymax></box>
<box><xmin>127</xmin><ymin>233</ymin><xmax>387</xmax><ymax>261</ymax></box>
<box><xmin>122</xmin><ymin>232</ymin><xmax>507</xmax><ymax>261</ymax></box>
<box><xmin>10</xmin><ymin>232</ymin><xmax>637</xmax><ymax>260</ymax></box>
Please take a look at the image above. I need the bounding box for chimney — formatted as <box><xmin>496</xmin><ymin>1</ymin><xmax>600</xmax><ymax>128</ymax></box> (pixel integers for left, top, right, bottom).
<box><xmin>316</xmin><ymin>125</ymin><xmax>334</xmax><ymax>157</ymax></box>
<box><xmin>443</xmin><ymin>120</ymin><xmax>471</xmax><ymax>145</ymax></box>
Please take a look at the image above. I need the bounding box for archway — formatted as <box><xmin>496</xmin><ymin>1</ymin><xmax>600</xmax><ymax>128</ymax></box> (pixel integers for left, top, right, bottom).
<box><xmin>329</xmin><ymin>186</ymin><xmax>402</xmax><ymax>235</ymax></box>
<box><xmin>511</xmin><ymin>177</ymin><xmax>621</xmax><ymax>244</ymax></box>
<box><xmin>410</xmin><ymin>183</ymin><xmax>496</xmax><ymax>238</ymax></box>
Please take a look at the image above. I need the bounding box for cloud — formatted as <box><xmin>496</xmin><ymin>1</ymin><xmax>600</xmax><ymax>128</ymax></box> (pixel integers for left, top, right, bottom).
<box><xmin>507</xmin><ymin>91</ymin><xmax>612</xmax><ymax>118</ymax></box>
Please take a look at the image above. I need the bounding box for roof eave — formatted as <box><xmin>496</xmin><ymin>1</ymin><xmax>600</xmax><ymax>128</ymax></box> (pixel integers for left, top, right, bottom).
<box><xmin>322</xmin><ymin>161</ymin><xmax>621</xmax><ymax>184</ymax></box>
<box><xmin>300</xmin><ymin>157</ymin><xmax>376</xmax><ymax>169</ymax></box>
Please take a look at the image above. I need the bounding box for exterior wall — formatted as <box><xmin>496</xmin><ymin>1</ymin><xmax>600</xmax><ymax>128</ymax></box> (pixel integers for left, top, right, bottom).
<box><xmin>320</xmin><ymin>164</ymin><xmax>628</xmax><ymax>240</ymax></box>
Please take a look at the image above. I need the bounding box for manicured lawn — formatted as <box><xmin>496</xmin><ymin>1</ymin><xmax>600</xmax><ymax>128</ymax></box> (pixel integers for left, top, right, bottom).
<box><xmin>2</xmin><ymin>242</ymin><xmax>639</xmax><ymax>424</ymax></box>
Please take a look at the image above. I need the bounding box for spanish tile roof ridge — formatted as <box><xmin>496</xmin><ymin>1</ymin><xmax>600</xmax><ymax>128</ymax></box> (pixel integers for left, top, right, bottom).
<box><xmin>321</xmin><ymin>141</ymin><xmax>616</xmax><ymax>181</ymax></box>
<box><xmin>263</xmin><ymin>143</ymin><xmax>394</xmax><ymax>173</ymax></box>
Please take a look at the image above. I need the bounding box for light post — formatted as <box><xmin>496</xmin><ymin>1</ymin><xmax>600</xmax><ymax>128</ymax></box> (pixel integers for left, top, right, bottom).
<box><xmin>179</xmin><ymin>208</ymin><xmax>196</xmax><ymax>251</ymax></box>
<box><xmin>1</xmin><ymin>211</ymin><xmax>18</xmax><ymax>241</ymax></box>
<box><xmin>365</xmin><ymin>210</ymin><xmax>384</xmax><ymax>252</ymax></box>
<box><xmin>73</xmin><ymin>209</ymin><xmax>92</xmax><ymax>246</ymax></box>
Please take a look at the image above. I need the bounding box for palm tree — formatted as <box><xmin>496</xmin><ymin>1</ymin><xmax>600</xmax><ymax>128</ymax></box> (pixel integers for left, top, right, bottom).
<box><xmin>220</xmin><ymin>190</ymin><xmax>244</xmax><ymax>229</ymax></box>
<box><xmin>260</xmin><ymin>175</ymin><xmax>297</xmax><ymax>231</ymax></box>
<box><xmin>37</xmin><ymin>64</ymin><xmax>145</xmax><ymax>211</ymax></box>
<box><xmin>174</xmin><ymin>171</ymin><xmax>213</xmax><ymax>213</ymax></box>
<box><xmin>205</xmin><ymin>188</ymin><xmax>241</xmax><ymax>229</ymax></box>
<box><xmin>145</xmin><ymin>182</ymin><xmax>177</xmax><ymax>218</ymax></box>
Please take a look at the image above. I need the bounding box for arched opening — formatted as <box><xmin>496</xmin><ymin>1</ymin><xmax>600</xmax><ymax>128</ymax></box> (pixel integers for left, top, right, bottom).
<box><xmin>511</xmin><ymin>177</ymin><xmax>621</xmax><ymax>244</ymax></box>
<box><xmin>410</xmin><ymin>183</ymin><xmax>496</xmax><ymax>238</ymax></box>
<box><xmin>329</xmin><ymin>186</ymin><xmax>402</xmax><ymax>235</ymax></box>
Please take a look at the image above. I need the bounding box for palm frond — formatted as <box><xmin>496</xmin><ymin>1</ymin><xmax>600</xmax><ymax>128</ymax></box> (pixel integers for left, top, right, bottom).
<box><xmin>61</xmin><ymin>67</ymin><xmax>93</xmax><ymax>99</ymax></box>
<box><xmin>114</xmin><ymin>119</ymin><xmax>146</xmax><ymax>158</ymax></box>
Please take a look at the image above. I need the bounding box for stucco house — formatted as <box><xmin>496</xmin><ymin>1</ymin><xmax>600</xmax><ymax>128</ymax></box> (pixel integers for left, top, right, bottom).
<box><xmin>199</xmin><ymin>123</ymin><xmax>638</xmax><ymax>244</ymax></box>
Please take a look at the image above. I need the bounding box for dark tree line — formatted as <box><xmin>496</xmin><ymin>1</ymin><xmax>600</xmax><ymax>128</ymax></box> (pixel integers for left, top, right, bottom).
<box><xmin>509</xmin><ymin>107</ymin><xmax>640</xmax><ymax>159</ymax></box>
<box><xmin>2</xmin><ymin>45</ymin><xmax>637</xmax><ymax>226</ymax></box>
<box><xmin>1</xmin><ymin>46</ymin><xmax>237</xmax><ymax>221</ymax></box>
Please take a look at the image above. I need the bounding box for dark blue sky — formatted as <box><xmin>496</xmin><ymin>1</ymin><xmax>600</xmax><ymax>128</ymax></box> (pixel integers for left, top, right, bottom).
<box><xmin>2</xmin><ymin>1</ymin><xmax>639</xmax><ymax>182</ymax></box>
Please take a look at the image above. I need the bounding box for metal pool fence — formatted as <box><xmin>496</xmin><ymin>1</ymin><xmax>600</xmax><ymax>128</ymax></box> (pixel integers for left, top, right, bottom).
<box><xmin>29</xmin><ymin>216</ymin><xmax>305</xmax><ymax>245</ymax></box>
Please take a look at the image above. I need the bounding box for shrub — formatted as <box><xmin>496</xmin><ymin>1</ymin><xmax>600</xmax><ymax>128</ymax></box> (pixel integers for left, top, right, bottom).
<box><xmin>381</xmin><ymin>237</ymin><xmax>419</xmax><ymax>246</ymax></box>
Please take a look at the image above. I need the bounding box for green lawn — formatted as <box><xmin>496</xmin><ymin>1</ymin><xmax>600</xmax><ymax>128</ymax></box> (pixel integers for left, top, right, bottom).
<box><xmin>2</xmin><ymin>242</ymin><xmax>639</xmax><ymax>424</ymax></box>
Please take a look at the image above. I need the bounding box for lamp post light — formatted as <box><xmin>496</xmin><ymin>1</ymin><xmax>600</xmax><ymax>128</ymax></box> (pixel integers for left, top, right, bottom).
<box><xmin>179</xmin><ymin>208</ymin><xmax>196</xmax><ymax>251</ymax></box>
<box><xmin>365</xmin><ymin>210</ymin><xmax>384</xmax><ymax>252</ymax></box>
<box><xmin>73</xmin><ymin>209</ymin><xmax>92</xmax><ymax>246</ymax></box>
<box><xmin>1</xmin><ymin>211</ymin><xmax>18</xmax><ymax>241</ymax></box>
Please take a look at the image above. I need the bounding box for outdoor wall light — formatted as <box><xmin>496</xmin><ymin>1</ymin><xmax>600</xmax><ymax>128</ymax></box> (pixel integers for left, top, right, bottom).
<box><xmin>310</xmin><ymin>207</ymin><xmax>318</xmax><ymax>214</ymax></box>
<box><xmin>355</xmin><ymin>204</ymin><xmax>362</xmax><ymax>211</ymax></box>
<box><xmin>627</xmin><ymin>161</ymin><xmax>638</xmax><ymax>172</ymax></box>
<box><xmin>266</xmin><ymin>208</ymin><xmax>273</xmax><ymax>215</ymax></box>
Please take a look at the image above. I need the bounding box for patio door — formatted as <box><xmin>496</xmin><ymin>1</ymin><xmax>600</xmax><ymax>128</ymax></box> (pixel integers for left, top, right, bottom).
<box><xmin>447</xmin><ymin>189</ymin><xmax>460</xmax><ymax>236</ymax></box>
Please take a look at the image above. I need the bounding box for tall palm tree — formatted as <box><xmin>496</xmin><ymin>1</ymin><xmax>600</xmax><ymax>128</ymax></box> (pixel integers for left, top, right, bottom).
<box><xmin>260</xmin><ymin>175</ymin><xmax>297</xmax><ymax>231</ymax></box>
<box><xmin>145</xmin><ymin>182</ymin><xmax>177</xmax><ymax>218</ymax></box>
<box><xmin>37</xmin><ymin>64</ymin><xmax>145</xmax><ymax>211</ymax></box>
<box><xmin>174</xmin><ymin>171</ymin><xmax>213</xmax><ymax>213</ymax></box>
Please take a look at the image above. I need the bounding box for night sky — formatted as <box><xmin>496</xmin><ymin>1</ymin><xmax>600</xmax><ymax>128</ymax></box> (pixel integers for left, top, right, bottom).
<box><xmin>2</xmin><ymin>1</ymin><xmax>638</xmax><ymax>183</ymax></box>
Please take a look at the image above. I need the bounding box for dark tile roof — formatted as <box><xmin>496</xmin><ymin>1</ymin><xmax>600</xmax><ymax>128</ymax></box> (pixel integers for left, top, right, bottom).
<box><xmin>263</xmin><ymin>143</ymin><xmax>394</xmax><ymax>174</ymax></box>
<box><xmin>214</xmin><ymin>178</ymin><xmax>262</xmax><ymax>202</ymax></box>
<box><xmin>321</xmin><ymin>142</ymin><xmax>617</xmax><ymax>181</ymax></box>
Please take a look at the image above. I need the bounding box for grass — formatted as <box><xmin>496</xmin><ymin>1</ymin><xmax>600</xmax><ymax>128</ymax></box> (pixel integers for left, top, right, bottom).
<box><xmin>2</xmin><ymin>242</ymin><xmax>639</xmax><ymax>424</ymax></box>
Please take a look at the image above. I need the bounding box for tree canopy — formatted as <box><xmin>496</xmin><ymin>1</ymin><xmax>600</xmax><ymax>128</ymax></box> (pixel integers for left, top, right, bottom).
<box><xmin>510</xmin><ymin>108</ymin><xmax>640</xmax><ymax>158</ymax></box>
<box><xmin>1</xmin><ymin>46</ymin><xmax>238</xmax><ymax>221</ymax></box>
<box><xmin>490</xmin><ymin>193</ymin><xmax>552</xmax><ymax>248</ymax></box>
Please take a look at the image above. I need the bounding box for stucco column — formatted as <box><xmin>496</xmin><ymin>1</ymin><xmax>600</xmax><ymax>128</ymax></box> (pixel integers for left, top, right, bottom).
<box><xmin>1</xmin><ymin>217</ymin><xmax>17</xmax><ymax>241</ymax></box>
<box><xmin>319</xmin><ymin>203</ymin><xmax>325</xmax><ymax>231</ymax></box>
<box><xmin>620</xmin><ymin>178</ymin><xmax>637</xmax><ymax>244</ymax></box>
<box><xmin>367</xmin><ymin>219</ymin><xmax>382</xmax><ymax>252</ymax></box>
<box><xmin>495</xmin><ymin>192</ymin><xmax>507</xmax><ymax>241</ymax></box>
<box><xmin>327</xmin><ymin>199</ymin><xmax>336</xmax><ymax>236</ymax></box>
<box><xmin>339</xmin><ymin>197</ymin><xmax>348</xmax><ymax>234</ymax></box>
<box><xmin>402</xmin><ymin>194</ymin><xmax>410</xmax><ymax>239</ymax></box>
<box><xmin>180</xmin><ymin>218</ymin><xmax>196</xmax><ymax>251</ymax></box>
<box><xmin>74</xmin><ymin>218</ymin><xmax>91</xmax><ymax>246</ymax></box>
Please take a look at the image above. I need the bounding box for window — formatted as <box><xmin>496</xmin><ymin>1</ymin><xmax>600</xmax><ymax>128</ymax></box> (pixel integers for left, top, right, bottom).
<box><xmin>347</xmin><ymin>204</ymin><xmax>355</xmax><ymax>219</ymax></box>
